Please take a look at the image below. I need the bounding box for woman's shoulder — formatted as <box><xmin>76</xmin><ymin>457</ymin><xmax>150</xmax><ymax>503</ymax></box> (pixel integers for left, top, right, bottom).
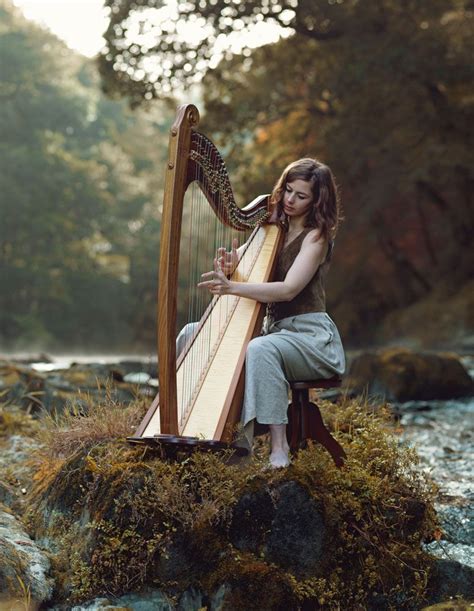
<box><xmin>301</xmin><ymin>227</ymin><xmax>325</xmax><ymax>245</ymax></box>
<box><xmin>300</xmin><ymin>229</ymin><xmax>333</xmax><ymax>262</ymax></box>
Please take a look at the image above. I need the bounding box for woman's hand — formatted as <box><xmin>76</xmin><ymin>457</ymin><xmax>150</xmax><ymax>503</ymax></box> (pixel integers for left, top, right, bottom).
<box><xmin>198</xmin><ymin>259</ymin><xmax>233</xmax><ymax>296</ymax></box>
<box><xmin>215</xmin><ymin>238</ymin><xmax>239</xmax><ymax>276</ymax></box>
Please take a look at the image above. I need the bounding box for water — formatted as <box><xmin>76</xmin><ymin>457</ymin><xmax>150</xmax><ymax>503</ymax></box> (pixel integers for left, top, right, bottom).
<box><xmin>398</xmin><ymin>355</ymin><xmax>474</xmax><ymax>568</ymax></box>
<box><xmin>27</xmin><ymin>353</ymin><xmax>156</xmax><ymax>373</ymax></box>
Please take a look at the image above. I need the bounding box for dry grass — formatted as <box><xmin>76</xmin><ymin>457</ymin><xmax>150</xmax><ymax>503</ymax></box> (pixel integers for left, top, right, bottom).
<box><xmin>0</xmin><ymin>403</ymin><xmax>38</xmax><ymax>438</ymax></box>
<box><xmin>0</xmin><ymin>602</ymin><xmax>37</xmax><ymax>611</ymax></box>
<box><xmin>34</xmin><ymin>383</ymin><xmax>148</xmax><ymax>458</ymax></box>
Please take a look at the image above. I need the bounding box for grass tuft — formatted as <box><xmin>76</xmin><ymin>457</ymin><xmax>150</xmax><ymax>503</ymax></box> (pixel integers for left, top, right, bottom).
<box><xmin>33</xmin><ymin>382</ymin><xmax>148</xmax><ymax>457</ymax></box>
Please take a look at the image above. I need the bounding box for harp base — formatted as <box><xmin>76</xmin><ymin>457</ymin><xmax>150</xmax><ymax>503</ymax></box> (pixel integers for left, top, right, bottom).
<box><xmin>127</xmin><ymin>434</ymin><xmax>249</xmax><ymax>458</ymax></box>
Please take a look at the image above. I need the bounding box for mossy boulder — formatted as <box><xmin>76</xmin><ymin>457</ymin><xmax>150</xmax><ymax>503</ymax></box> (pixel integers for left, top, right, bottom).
<box><xmin>21</xmin><ymin>399</ymin><xmax>445</xmax><ymax>609</ymax></box>
<box><xmin>346</xmin><ymin>348</ymin><xmax>473</xmax><ymax>401</ymax></box>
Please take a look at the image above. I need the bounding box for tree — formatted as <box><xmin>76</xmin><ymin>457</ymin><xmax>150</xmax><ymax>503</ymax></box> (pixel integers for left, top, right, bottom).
<box><xmin>0</xmin><ymin>1</ymin><xmax>172</xmax><ymax>351</ymax></box>
<box><xmin>99</xmin><ymin>0</ymin><xmax>474</xmax><ymax>344</ymax></box>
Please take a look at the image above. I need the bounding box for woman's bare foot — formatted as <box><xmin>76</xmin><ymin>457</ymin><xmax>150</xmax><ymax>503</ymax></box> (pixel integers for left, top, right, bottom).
<box><xmin>268</xmin><ymin>423</ymin><xmax>291</xmax><ymax>468</ymax></box>
<box><xmin>269</xmin><ymin>448</ymin><xmax>290</xmax><ymax>468</ymax></box>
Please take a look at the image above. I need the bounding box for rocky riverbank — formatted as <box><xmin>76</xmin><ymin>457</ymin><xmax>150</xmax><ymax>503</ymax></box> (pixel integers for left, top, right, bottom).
<box><xmin>0</xmin><ymin>356</ymin><xmax>159</xmax><ymax>418</ymax></box>
<box><xmin>0</xmin><ymin>348</ymin><xmax>473</xmax><ymax>609</ymax></box>
<box><xmin>397</xmin><ymin>356</ymin><xmax>474</xmax><ymax>570</ymax></box>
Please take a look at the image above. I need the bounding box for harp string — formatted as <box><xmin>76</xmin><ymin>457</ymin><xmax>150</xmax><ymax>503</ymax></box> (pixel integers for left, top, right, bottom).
<box><xmin>177</xmin><ymin>228</ymin><xmax>264</xmax><ymax>429</ymax></box>
<box><xmin>187</xmin><ymin>179</ymin><xmax>199</xmax><ymax>421</ymax></box>
<box><xmin>175</xmin><ymin>132</ymin><xmax>267</xmax><ymax>431</ymax></box>
<box><xmin>177</xmin><ymin>137</ymin><xmax>211</xmax><ymax>424</ymax></box>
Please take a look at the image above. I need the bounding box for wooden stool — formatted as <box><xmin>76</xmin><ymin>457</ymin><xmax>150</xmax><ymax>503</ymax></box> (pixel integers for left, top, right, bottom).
<box><xmin>287</xmin><ymin>377</ymin><xmax>347</xmax><ymax>467</ymax></box>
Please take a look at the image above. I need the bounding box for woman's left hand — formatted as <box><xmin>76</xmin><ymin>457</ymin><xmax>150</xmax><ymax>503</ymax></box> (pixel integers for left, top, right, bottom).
<box><xmin>198</xmin><ymin>260</ymin><xmax>232</xmax><ymax>296</ymax></box>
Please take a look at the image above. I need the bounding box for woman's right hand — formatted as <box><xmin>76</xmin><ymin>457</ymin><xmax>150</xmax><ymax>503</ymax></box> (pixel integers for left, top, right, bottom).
<box><xmin>215</xmin><ymin>238</ymin><xmax>239</xmax><ymax>276</ymax></box>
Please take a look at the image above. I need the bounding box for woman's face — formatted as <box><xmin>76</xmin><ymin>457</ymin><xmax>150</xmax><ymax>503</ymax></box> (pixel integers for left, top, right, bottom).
<box><xmin>283</xmin><ymin>179</ymin><xmax>313</xmax><ymax>219</ymax></box>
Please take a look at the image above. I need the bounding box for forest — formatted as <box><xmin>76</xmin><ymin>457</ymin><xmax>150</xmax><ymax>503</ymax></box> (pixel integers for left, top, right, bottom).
<box><xmin>1</xmin><ymin>0</ymin><xmax>473</xmax><ymax>352</ymax></box>
<box><xmin>0</xmin><ymin>0</ymin><xmax>172</xmax><ymax>351</ymax></box>
<box><xmin>0</xmin><ymin>4</ymin><xmax>473</xmax><ymax>607</ymax></box>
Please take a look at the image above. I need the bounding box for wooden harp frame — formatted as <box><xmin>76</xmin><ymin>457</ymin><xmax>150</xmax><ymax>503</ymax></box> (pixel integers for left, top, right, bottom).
<box><xmin>131</xmin><ymin>104</ymin><xmax>283</xmax><ymax>449</ymax></box>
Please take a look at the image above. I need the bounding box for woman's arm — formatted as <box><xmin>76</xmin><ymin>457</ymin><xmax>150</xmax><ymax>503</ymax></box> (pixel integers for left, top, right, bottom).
<box><xmin>199</xmin><ymin>230</ymin><xmax>327</xmax><ymax>302</ymax></box>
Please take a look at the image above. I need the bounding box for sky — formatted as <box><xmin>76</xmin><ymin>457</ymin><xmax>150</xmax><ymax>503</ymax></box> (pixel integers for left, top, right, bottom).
<box><xmin>12</xmin><ymin>0</ymin><xmax>288</xmax><ymax>58</ymax></box>
<box><xmin>12</xmin><ymin>0</ymin><xmax>109</xmax><ymax>56</ymax></box>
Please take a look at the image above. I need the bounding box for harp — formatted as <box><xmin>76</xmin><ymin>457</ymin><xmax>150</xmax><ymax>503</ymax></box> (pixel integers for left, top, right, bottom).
<box><xmin>130</xmin><ymin>104</ymin><xmax>283</xmax><ymax>451</ymax></box>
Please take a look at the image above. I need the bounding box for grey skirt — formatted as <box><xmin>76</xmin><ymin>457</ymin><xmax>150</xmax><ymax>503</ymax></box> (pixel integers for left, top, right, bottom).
<box><xmin>241</xmin><ymin>311</ymin><xmax>345</xmax><ymax>428</ymax></box>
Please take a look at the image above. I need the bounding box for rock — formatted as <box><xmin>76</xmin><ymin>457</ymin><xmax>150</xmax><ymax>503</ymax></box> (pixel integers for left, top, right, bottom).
<box><xmin>424</xmin><ymin>541</ymin><xmax>474</xmax><ymax>570</ymax></box>
<box><xmin>118</xmin><ymin>360</ymin><xmax>157</xmax><ymax>377</ymax></box>
<box><xmin>46</xmin><ymin>585</ymin><xmax>227</xmax><ymax>611</ymax></box>
<box><xmin>3</xmin><ymin>353</ymin><xmax>53</xmax><ymax>365</ymax></box>
<box><xmin>64</xmin><ymin>363</ymin><xmax>124</xmax><ymax>388</ymax></box>
<box><xmin>123</xmin><ymin>372</ymin><xmax>151</xmax><ymax>384</ymax></box>
<box><xmin>67</xmin><ymin>590</ymin><xmax>174</xmax><ymax>610</ymax></box>
<box><xmin>229</xmin><ymin>486</ymin><xmax>275</xmax><ymax>552</ymax></box>
<box><xmin>178</xmin><ymin>585</ymin><xmax>228</xmax><ymax>611</ymax></box>
<box><xmin>0</xmin><ymin>481</ymin><xmax>17</xmax><ymax>508</ymax></box>
<box><xmin>229</xmin><ymin>480</ymin><xmax>326</xmax><ymax>576</ymax></box>
<box><xmin>0</xmin><ymin>435</ymin><xmax>42</xmax><ymax>485</ymax></box>
<box><xmin>265</xmin><ymin>481</ymin><xmax>325</xmax><ymax>575</ymax></box>
<box><xmin>44</xmin><ymin>375</ymin><xmax>75</xmax><ymax>392</ymax></box>
<box><xmin>0</xmin><ymin>359</ymin><xmax>143</xmax><ymax>416</ymax></box>
<box><xmin>436</xmin><ymin>505</ymin><xmax>474</xmax><ymax>546</ymax></box>
<box><xmin>0</xmin><ymin>361</ymin><xmax>46</xmax><ymax>411</ymax></box>
<box><xmin>346</xmin><ymin>348</ymin><xmax>473</xmax><ymax>402</ymax></box>
<box><xmin>177</xmin><ymin>588</ymin><xmax>203</xmax><ymax>611</ymax></box>
<box><xmin>0</xmin><ymin>508</ymin><xmax>53</xmax><ymax>606</ymax></box>
<box><xmin>426</xmin><ymin>558</ymin><xmax>474</xmax><ymax>605</ymax></box>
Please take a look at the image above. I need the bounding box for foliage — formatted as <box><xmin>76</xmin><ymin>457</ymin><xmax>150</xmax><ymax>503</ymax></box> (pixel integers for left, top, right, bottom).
<box><xmin>199</xmin><ymin>1</ymin><xmax>474</xmax><ymax>344</ymax></box>
<box><xmin>100</xmin><ymin>0</ymin><xmax>474</xmax><ymax>345</ymax></box>
<box><xmin>0</xmin><ymin>1</ymin><xmax>174</xmax><ymax>351</ymax></box>
<box><xmin>24</xmin><ymin>394</ymin><xmax>439</xmax><ymax>608</ymax></box>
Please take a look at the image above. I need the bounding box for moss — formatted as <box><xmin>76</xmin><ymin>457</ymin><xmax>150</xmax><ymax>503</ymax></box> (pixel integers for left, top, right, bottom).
<box><xmin>0</xmin><ymin>404</ymin><xmax>38</xmax><ymax>437</ymax></box>
<box><xmin>207</xmin><ymin>554</ymin><xmax>299</xmax><ymax>610</ymax></box>
<box><xmin>421</xmin><ymin>602</ymin><xmax>474</xmax><ymax>611</ymax></box>
<box><xmin>22</xmin><ymin>395</ymin><xmax>439</xmax><ymax>608</ymax></box>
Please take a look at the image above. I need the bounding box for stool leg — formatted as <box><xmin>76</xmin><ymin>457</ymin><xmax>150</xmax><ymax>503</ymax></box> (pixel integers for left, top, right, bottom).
<box><xmin>287</xmin><ymin>389</ymin><xmax>311</xmax><ymax>453</ymax></box>
<box><xmin>287</xmin><ymin>389</ymin><xmax>304</xmax><ymax>453</ymax></box>
<box><xmin>300</xmin><ymin>388</ymin><xmax>310</xmax><ymax>444</ymax></box>
<box><xmin>307</xmin><ymin>402</ymin><xmax>347</xmax><ymax>468</ymax></box>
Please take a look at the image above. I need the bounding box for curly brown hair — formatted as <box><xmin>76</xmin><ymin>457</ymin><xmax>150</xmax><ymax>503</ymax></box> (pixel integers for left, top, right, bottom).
<box><xmin>270</xmin><ymin>158</ymin><xmax>342</xmax><ymax>240</ymax></box>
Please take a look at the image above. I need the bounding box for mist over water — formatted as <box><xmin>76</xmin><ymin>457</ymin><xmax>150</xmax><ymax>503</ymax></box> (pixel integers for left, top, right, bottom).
<box><xmin>1</xmin><ymin>352</ymin><xmax>157</xmax><ymax>370</ymax></box>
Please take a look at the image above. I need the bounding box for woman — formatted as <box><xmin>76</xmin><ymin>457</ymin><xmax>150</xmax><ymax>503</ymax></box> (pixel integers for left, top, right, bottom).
<box><xmin>198</xmin><ymin>158</ymin><xmax>345</xmax><ymax>468</ymax></box>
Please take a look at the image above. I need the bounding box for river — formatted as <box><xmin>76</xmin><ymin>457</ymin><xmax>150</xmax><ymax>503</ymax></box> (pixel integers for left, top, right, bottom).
<box><xmin>398</xmin><ymin>355</ymin><xmax>473</xmax><ymax>568</ymax></box>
